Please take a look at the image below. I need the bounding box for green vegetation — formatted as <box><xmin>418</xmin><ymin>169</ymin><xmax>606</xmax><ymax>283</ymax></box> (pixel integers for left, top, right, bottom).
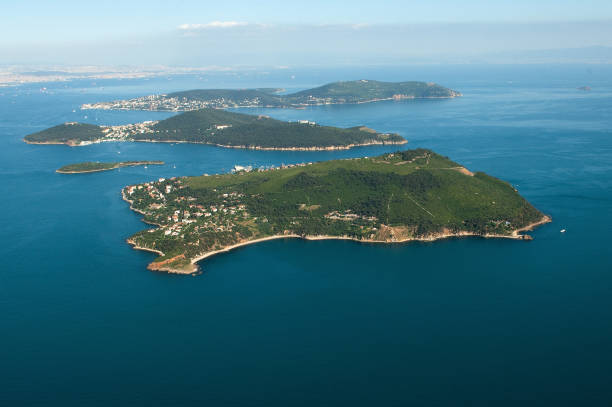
<box><xmin>284</xmin><ymin>80</ymin><xmax>462</xmax><ymax>104</ymax></box>
<box><xmin>24</xmin><ymin>108</ymin><xmax>405</xmax><ymax>149</ymax></box>
<box><xmin>57</xmin><ymin>161</ymin><xmax>164</xmax><ymax>173</ymax></box>
<box><xmin>24</xmin><ymin>123</ymin><xmax>104</xmax><ymax>145</ymax></box>
<box><xmin>167</xmin><ymin>88</ymin><xmax>284</xmax><ymax>106</ymax></box>
<box><xmin>168</xmin><ymin>81</ymin><xmax>461</xmax><ymax>106</ymax></box>
<box><xmin>124</xmin><ymin>149</ymin><xmax>548</xmax><ymax>274</ymax></box>
<box><xmin>149</xmin><ymin>108</ymin><xmax>261</xmax><ymax>138</ymax></box>
<box><xmin>80</xmin><ymin>80</ymin><xmax>461</xmax><ymax>111</ymax></box>
<box><xmin>145</xmin><ymin>108</ymin><xmax>405</xmax><ymax>148</ymax></box>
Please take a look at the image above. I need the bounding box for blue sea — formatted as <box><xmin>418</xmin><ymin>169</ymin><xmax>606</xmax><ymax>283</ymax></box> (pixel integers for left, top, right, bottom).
<box><xmin>1</xmin><ymin>65</ymin><xmax>612</xmax><ymax>406</ymax></box>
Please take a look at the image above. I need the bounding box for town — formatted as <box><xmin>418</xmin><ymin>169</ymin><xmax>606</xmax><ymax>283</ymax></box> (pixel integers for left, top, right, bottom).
<box><xmin>82</xmin><ymin>94</ymin><xmax>272</xmax><ymax>111</ymax></box>
<box><xmin>124</xmin><ymin>177</ymin><xmax>256</xmax><ymax>254</ymax></box>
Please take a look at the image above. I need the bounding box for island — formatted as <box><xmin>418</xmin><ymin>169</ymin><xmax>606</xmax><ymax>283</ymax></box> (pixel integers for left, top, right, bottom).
<box><xmin>80</xmin><ymin>80</ymin><xmax>462</xmax><ymax>111</ymax></box>
<box><xmin>24</xmin><ymin>109</ymin><xmax>406</xmax><ymax>150</ymax></box>
<box><xmin>122</xmin><ymin>149</ymin><xmax>550</xmax><ymax>275</ymax></box>
<box><xmin>56</xmin><ymin>161</ymin><xmax>164</xmax><ymax>174</ymax></box>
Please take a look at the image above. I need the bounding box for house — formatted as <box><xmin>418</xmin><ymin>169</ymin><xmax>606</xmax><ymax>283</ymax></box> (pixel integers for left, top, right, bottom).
<box><xmin>232</xmin><ymin>165</ymin><xmax>253</xmax><ymax>173</ymax></box>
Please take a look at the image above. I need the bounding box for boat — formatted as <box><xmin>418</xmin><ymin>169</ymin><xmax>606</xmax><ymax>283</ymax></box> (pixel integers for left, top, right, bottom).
<box><xmin>560</xmin><ymin>229</ymin><xmax>566</xmax><ymax>233</ymax></box>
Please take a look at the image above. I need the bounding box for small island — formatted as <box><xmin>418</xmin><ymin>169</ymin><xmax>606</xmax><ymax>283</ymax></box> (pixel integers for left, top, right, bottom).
<box><xmin>24</xmin><ymin>109</ymin><xmax>406</xmax><ymax>150</ymax></box>
<box><xmin>57</xmin><ymin>161</ymin><xmax>164</xmax><ymax>174</ymax></box>
<box><xmin>80</xmin><ymin>80</ymin><xmax>462</xmax><ymax>111</ymax></box>
<box><xmin>123</xmin><ymin>149</ymin><xmax>550</xmax><ymax>275</ymax></box>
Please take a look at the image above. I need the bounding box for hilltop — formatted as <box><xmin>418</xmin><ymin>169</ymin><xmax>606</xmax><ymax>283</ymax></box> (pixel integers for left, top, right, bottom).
<box><xmin>80</xmin><ymin>80</ymin><xmax>461</xmax><ymax>111</ymax></box>
<box><xmin>123</xmin><ymin>149</ymin><xmax>549</xmax><ymax>274</ymax></box>
<box><xmin>24</xmin><ymin>123</ymin><xmax>105</xmax><ymax>146</ymax></box>
<box><xmin>24</xmin><ymin>108</ymin><xmax>405</xmax><ymax>150</ymax></box>
<box><xmin>284</xmin><ymin>80</ymin><xmax>462</xmax><ymax>105</ymax></box>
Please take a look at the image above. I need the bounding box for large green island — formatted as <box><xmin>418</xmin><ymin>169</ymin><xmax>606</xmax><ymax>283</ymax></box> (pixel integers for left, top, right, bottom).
<box><xmin>57</xmin><ymin>161</ymin><xmax>164</xmax><ymax>174</ymax></box>
<box><xmin>24</xmin><ymin>109</ymin><xmax>406</xmax><ymax>150</ymax></box>
<box><xmin>81</xmin><ymin>80</ymin><xmax>462</xmax><ymax>111</ymax></box>
<box><xmin>123</xmin><ymin>149</ymin><xmax>550</xmax><ymax>275</ymax></box>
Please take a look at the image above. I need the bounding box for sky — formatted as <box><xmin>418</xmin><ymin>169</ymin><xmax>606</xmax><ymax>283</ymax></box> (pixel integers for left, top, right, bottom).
<box><xmin>2</xmin><ymin>0</ymin><xmax>612</xmax><ymax>66</ymax></box>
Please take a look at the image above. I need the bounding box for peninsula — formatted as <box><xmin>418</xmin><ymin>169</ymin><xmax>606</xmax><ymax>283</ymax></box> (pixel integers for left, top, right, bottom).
<box><xmin>123</xmin><ymin>149</ymin><xmax>550</xmax><ymax>274</ymax></box>
<box><xmin>24</xmin><ymin>109</ymin><xmax>406</xmax><ymax>150</ymax></box>
<box><xmin>57</xmin><ymin>161</ymin><xmax>164</xmax><ymax>174</ymax></box>
<box><xmin>81</xmin><ymin>80</ymin><xmax>461</xmax><ymax>111</ymax></box>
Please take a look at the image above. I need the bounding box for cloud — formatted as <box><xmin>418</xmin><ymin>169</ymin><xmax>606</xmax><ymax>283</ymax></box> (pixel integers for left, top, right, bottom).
<box><xmin>178</xmin><ymin>21</ymin><xmax>248</xmax><ymax>30</ymax></box>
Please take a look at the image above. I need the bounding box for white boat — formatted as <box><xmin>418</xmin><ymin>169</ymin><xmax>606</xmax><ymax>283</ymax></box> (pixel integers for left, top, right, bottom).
<box><xmin>560</xmin><ymin>229</ymin><xmax>566</xmax><ymax>233</ymax></box>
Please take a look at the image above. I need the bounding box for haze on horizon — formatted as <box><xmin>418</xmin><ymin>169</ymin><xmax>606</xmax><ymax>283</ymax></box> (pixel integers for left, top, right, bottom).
<box><xmin>3</xmin><ymin>0</ymin><xmax>612</xmax><ymax>67</ymax></box>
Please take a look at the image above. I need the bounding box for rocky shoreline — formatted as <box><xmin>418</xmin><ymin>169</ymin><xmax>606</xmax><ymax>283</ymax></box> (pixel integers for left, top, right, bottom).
<box><xmin>80</xmin><ymin>93</ymin><xmax>463</xmax><ymax>112</ymax></box>
<box><xmin>130</xmin><ymin>215</ymin><xmax>552</xmax><ymax>275</ymax></box>
<box><xmin>28</xmin><ymin>137</ymin><xmax>407</xmax><ymax>151</ymax></box>
<box><xmin>196</xmin><ymin>138</ymin><xmax>408</xmax><ymax>151</ymax></box>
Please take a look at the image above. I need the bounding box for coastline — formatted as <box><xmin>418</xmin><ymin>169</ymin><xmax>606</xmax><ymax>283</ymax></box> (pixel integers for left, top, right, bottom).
<box><xmin>131</xmin><ymin>215</ymin><xmax>552</xmax><ymax>275</ymax></box>
<box><xmin>57</xmin><ymin>168</ymin><xmax>117</xmax><ymax>174</ymax></box>
<box><xmin>121</xmin><ymin>189</ymin><xmax>164</xmax><ymax>227</ymax></box>
<box><xmin>25</xmin><ymin>139</ymin><xmax>116</xmax><ymax>146</ymax></box>
<box><xmin>56</xmin><ymin>161</ymin><xmax>164</xmax><ymax>174</ymax></box>
<box><xmin>27</xmin><ymin>137</ymin><xmax>407</xmax><ymax>151</ymax></box>
<box><xmin>510</xmin><ymin>215</ymin><xmax>552</xmax><ymax>236</ymax></box>
<box><xmin>80</xmin><ymin>94</ymin><xmax>463</xmax><ymax>112</ymax></box>
<box><xmin>126</xmin><ymin>238</ymin><xmax>164</xmax><ymax>257</ymax></box>
<box><xmin>192</xmin><ymin>138</ymin><xmax>407</xmax><ymax>151</ymax></box>
<box><xmin>25</xmin><ymin>140</ymin><xmax>71</xmax><ymax>145</ymax></box>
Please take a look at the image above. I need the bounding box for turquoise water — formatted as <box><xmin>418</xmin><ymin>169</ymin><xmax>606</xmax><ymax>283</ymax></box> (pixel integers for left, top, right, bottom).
<box><xmin>1</xmin><ymin>65</ymin><xmax>612</xmax><ymax>406</ymax></box>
